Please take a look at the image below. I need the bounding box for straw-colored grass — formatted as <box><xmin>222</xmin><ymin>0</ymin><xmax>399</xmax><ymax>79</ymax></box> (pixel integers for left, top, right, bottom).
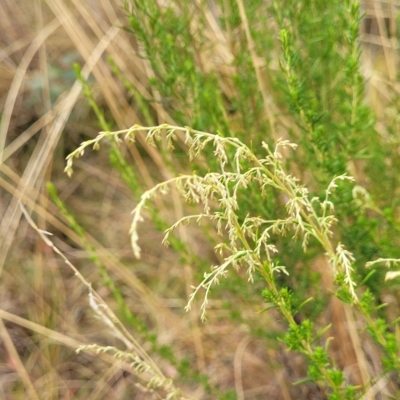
<box><xmin>1</xmin><ymin>1</ymin><xmax>400</xmax><ymax>399</ymax></box>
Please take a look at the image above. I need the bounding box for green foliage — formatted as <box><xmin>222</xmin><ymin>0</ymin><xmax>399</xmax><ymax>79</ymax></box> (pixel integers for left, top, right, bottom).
<box><xmin>47</xmin><ymin>182</ymin><xmax>147</xmax><ymax>333</ymax></box>
<box><xmin>61</xmin><ymin>0</ymin><xmax>400</xmax><ymax>398</ymax></box>
<box><xmin>66</xmin><ymin>122</ymin><xmax>400</xmax><ymax>397</ymax></box>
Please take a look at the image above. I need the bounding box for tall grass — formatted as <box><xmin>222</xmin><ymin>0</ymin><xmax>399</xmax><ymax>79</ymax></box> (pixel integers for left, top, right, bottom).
<box><xmin>1</xmin><ymin>0</ymin><xmax>400</xmax><ymax>399</ymax></box>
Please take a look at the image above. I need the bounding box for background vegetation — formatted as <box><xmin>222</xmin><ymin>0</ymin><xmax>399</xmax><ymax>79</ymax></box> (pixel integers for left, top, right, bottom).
<box><xmin>1</xmin><ymin>0</ymin><xmax>400</xmax><ymax>399</ymax></box>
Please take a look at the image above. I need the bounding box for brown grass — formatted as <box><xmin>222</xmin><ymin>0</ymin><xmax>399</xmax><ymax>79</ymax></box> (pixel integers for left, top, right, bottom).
<box><xmin>0</xmin><ymin>0</ymin><xmax>399</xmax><ymax>399</ymax></box>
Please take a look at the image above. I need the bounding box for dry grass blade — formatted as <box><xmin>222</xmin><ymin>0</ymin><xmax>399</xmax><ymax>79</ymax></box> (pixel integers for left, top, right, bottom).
<box><xmin>0</xmin><ymin>18</ymin><xmax>60</xmax><ymax>158</ymax></box>
<box><xmin>0</xmin><ymin>318</ymin><xmax>41</xmax><ymax>400</ymax></box>
<box><xmin>235</xmin><ymin>0</ymin><xmax>277</xmax><ymax>138</ymax></box>
<box><xmin>0</xmin><ymin>308</ymin><xmax>176</xmax><ymax>398</ymax></box>
<box><xmin>18</xmin><ymin>201</ymin><xmax>192</xmax><ymax>400</ymax></box>
<box><xmin>1</xmin><ymin>1</ymin><xmax>400</xmax><ymax>399</ymax></box>
<box><xmin>0</xmin><ymin>24</ymin><xmax>120</xmax><ymax>275</ymax></box>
